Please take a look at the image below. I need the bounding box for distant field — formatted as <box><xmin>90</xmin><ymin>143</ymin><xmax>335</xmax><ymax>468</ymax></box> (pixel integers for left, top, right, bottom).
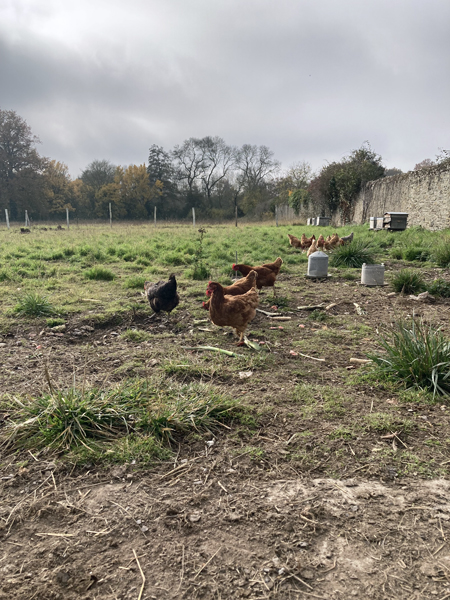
<box><xmin>0</xmin><ymin>220</ymin><xmax>448</xmax><ymax>330</ymax></box>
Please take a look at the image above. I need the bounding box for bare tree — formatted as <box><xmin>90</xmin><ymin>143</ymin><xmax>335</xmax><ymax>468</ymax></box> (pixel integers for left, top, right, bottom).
<box><xmin>236</xmin><ymin>144</ymin><xmax>280</xmax><ymax>190</ymax></box>
<box><xmin>197</xmin><ymin>136</ymin><xmax>237</xmax><ymax>206</ymax></box>
<box><xmin>171</xmin><ymin>138</ymin><xmax>206</xmax><ymax>194</ymax></box>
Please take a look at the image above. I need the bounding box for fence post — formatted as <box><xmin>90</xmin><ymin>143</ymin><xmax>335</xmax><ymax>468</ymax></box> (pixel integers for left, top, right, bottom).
<box><xmin>235</xmin><ymin>205</ymin><xmax>238</xmax><ymax>227</ymax></box>
<box><xmin>66</xmin><ymin>207</ymin><xmax>70</xmax><ymax>230</ymax></box>
<box><xmin>25</xmin><ymin>210</ymin><xmax>30</xmax><ymax>227</ymax></box>
<box><xmin>5</xmin><ymin>209</ymin><xmax>10</xmax><ymax>229</ymax></box>
<box><xmin>154</xmin><ymin>206</ymin><xmax>157</xmax><ymax>227</ymax></box>
<box><xmin>275</xmin><ymin>205</ymin><xmax>278</xmax><ymax>227</ymax></box>
<box><xmin>192</xmin><ymin>207</ymin><xmax>196</xmax><ymax>227</ymax></box>
<box><xmin>109</xmin><ymin>203</ymin><xmax>112</xmax><ymax>228</ymax></box>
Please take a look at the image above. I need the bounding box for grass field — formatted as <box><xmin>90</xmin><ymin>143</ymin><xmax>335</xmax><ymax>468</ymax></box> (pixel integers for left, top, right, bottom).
<box><xmin>1</xmin><ymin>220</ymin><xmax>450</xmax><ymax>599</ymax></box>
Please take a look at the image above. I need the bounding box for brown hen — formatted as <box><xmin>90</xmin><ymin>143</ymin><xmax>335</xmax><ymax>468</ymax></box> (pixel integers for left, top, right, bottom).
<box><xmin>207</xmin><ymin>274</ymin><xmax>260</xmax><ymax>344</ymax></box>
<box><xmin>232</xmin><ymin>257</ymin><xmax>283</xmax><ymax>296</ymax></box>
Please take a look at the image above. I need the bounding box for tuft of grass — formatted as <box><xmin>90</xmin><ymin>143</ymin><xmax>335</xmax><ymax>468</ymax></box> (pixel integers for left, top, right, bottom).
<box><xmin>84</xmin><ymin>266</ymin><xmax>115</xmax><ymax>281</ymax></box>
<box><xmin>46</xmin><ymin>317</ymin><xmax>66</xmax><ymax>328</ymax></box>
<box><xmin>427</xmin><ymin>278</ymin><xmax>450</xmax><ymax>298</ymax></box>
<box><xmin>14</xmin><ymin>292</ymin><xmax>55</xmax><ymax>317</ymax></box>
<box><xmin>123</xmin><ymin>275</ymin><xmax>147</xmax><ymax>289</ymax></box>
<box><xmin>432</xmin><ymin>242</ymin><xmax>450</xmax><ymax>267</ymax></box>
<box><xmin>330</xmin><ymin>240</ymin><xmax>375</xmax><ymax>268</ymax></box>
<box><xmin>368</xmin><ymin>318</ymin><xmax>450</xmax><ymax>397</ymax></box>
<box><xmin>191</xmin><ymin>264</ymin><xmax>211</xmax><ymax>280</ymax></box>
<box><xmin>365</xmin><ymin>412</ymin><xmax>413</xmax><ymax>434</ymax></box>
<box><xmin>0</xmin><ymin>269</ymin><xmax>12</xmax><ymax>282</ymax></box>
<box><xmin>390</xmin><ymin>247</ymin><xmax>403</xmax><ymax>260</ymax></box>
<box><xmin>121</xmin><ymin>329</ymin><xmax>152</xmax><ymax>343</ymax></box>
<box><xmin>2</xmin><ymin>379</ymin><xmax>241</xmax><ymax>454</ymax></box>
<box><xmin>309</xmin><ymin>309</ymin><xmax>328</xmax><ymax>322</ymax></box>
<box><xmin>391</xmin><ymin>269</ymin><xmax>426</xmax><ymax>294</ymax></box>
<box><xmin>403</xmin><ymin>247</ymin><xmax>430</xmax><ymax>262</ymax></box>
<box><xmin>3</xmin><ymin>387</ymin><xmax>136</xmax><ymax>451</ymax></box>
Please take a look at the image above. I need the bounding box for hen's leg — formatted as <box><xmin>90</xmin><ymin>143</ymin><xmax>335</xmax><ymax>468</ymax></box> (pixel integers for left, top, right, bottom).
<box><xmin>236</xmin><ymin>331</ymin><xmax>245</xmax><ymax>346</ymax></box>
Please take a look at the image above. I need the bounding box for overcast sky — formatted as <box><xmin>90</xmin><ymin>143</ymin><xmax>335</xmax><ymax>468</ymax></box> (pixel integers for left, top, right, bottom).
<box><xmin>1</xmin><ymin>0</ymin><xmax>449</xmax><ymax>179</ymax></box>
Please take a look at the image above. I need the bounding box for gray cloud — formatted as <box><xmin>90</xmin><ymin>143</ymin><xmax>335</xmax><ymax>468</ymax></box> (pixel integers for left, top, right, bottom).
<box><xmin>1</xmin><ymin>0</ymin><xmax>449</xmax><ymax>178</ymax></box>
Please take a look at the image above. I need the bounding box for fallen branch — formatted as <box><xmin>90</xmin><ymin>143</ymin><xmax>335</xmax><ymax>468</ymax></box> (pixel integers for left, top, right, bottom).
<box><xmin>296</xmin><ymin>303</ymin><xmax>326</xmax><ymax>311</ymax></box>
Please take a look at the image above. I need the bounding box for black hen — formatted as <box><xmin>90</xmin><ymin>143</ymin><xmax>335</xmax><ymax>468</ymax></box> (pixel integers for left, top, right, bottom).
<box><xmin>144</xmin><ymin>274</ymin><xmax>180</xmax><ymax>318</ymax></box>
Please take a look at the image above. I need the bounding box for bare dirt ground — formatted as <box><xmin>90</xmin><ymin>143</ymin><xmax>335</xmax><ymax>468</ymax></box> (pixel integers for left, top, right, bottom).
<box><xmin>1</xmin><ymin>263</ymin><xmax>450</xmax><ymax>599</ymax></box>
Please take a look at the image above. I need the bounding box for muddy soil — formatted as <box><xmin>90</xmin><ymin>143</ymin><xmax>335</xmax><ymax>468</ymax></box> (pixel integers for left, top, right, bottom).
<box><xmin>1</xmin><ymin>263</ymin><xmax>450</xmax><ymax>599</ymax></box>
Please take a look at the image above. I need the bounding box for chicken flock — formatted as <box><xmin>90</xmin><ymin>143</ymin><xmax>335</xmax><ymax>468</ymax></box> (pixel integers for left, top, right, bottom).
<box><xmin>144</xmin><ymin>230</ymin><xmax>353</xmax><ymax>345</ymax></box>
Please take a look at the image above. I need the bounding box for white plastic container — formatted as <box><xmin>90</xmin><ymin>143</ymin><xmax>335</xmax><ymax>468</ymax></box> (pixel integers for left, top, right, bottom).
<box><xmin>361</xmin><ymin>263</ymin><xmax>385</xmax><ymax>286</ymax></box>
<box><xmin>307</xmin><ymin>251</ymin><xmax>328</xmax><ymax>278</ymax></box>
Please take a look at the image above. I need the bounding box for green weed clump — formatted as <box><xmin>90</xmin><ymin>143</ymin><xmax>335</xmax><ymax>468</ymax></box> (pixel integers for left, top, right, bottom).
<box><xmin>330</xmin><ymin>240</ymin><xmax>375</xmax><ymax>268</ymax></box>
<box><xmin>121</xmin><ymin>329</ymin><xmax>152</xmax><ymax>342</ymax></box>
<box><xmin>14</xmin><ymin>292</ymin><xmax>55</xmax><ymax>317</ymax></box>
<box><xmin>427</xmin><ymin>278</ymin><xmax>450</xmax><ymax>298</ymax></box>
<box><xmin>2</xmin><ymin>379</ymin><xmax>240</xmax><ymax>457</ymax></box>
<box><xmin>431</xmin><ymin>241</ymin><xmax>450</xmax><ymax>267</ymax></box>
<box><xmin>390</xmin><ymin>247</ymin><xmax>403</xmax><ymax>260</ymax></box>
<box><xmin>391</xmin><ymin>269</ymin><xmax>426</xmax><ymax>294</ymax></box>
<box><xmin>368</xmin><ymin>318</ymin><xmax>450</xmax><ymax>397</ymax></box>
<box><xmin>403</xmin><ymin>247</ymin><xmax>430</xmax><ymax>262</ymax></box>
<box><xmin>84</xmin><ymin>266</ymin><xmax>115</xmax><ymax>281</ymax></box>
<box><xmin>123</xmin><ymin>275</ymin><xmax>147</xmax><ymax>289</ymax></box>
<box><xmin>46</xmin><ymin>317</ymin><xmax>66</xmax><ymax>328</ymax></box>
<box><xmin>0</xmin><ymin>269</ymin><xmax>12</xmax><ymax>282</ymax></box>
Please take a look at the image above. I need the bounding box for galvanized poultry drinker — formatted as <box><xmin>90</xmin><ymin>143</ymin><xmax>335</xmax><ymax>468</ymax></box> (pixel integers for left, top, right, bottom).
<box><xmin>361</xmin><ymin>263</ymin><xmax>385</xmax><ymax>286</ymax></box>
<box><xmin>307</xmin><ymin>251</ymin><xmax>329</xmax><ymax>278</ymax></box>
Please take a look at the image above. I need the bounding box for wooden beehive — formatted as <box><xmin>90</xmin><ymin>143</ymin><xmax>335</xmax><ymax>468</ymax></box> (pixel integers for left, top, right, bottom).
<box><xmin>383</xmin><ymin>212</ymin><xmax>408</xmax><ymax>230</ymax></box>
<box><xmin>316</xmin><ymin>216</ymin><xmax>331</xmax><ymax>226</ymax></box>
<box><xmin>370</xmin><ymin>217</ymin><xmax>384</xmax><ymax>230</ymax></box>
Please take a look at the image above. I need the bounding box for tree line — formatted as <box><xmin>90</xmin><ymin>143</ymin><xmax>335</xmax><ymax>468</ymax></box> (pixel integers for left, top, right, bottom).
<box><xmin>6</xmin><ymin>107</ymin><xmax>446</xmax><ymax>223</ymax></box>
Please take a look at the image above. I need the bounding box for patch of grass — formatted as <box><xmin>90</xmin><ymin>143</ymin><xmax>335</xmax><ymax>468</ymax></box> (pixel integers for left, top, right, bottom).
<box><xmin>163</xmin><ymin>360</ymin><xmax>219</xmax><ymax>380</ymax></box>
<box><xmin>328</xmin><ymin>427</ymin><xmax>356</xmax><ymax>440</ymax></box>
<box><xmin>84</xmin><ymin>266</ymin><xmax>115</xmax><ymax>281</ymax></box>
<box><xmin>46</xmin><ymin>317</ymin><xmax>66</xmax><ymax>328</ymax></box>
<box><xmin>123</xmin><ymin>275</ymin><xmax>147</xmax><ymax>289</ymax></box>
<box><xmin>91</xmin><ymin>434</ymin><xmax>172</xmax><ymax>465</ymax></box>
<box><xmin>427</xmin><ymin>278</ymin><xmax>450</xmax><ymax>298</ymax></box>
<box><xmin>3</xmin><ymin>387</ymin><xmax>136</xmax><ymax>450</ymax></box>
<box><xmin>121</xmin><ymin>329</ymin><xmax>152</xmax><ymax>343</ymax></box>
<box><xmin>309</xmin><ymin>309</ymin><xmax>328</xmax><ymax>322</ymax></box>
<box><xmin>403</xmin><ymin>247</ymin><xmax>430</xmax><ymax>262</ymax></box>
<box><xmin>190</xmin><ymin>264</ymin><xmax>211</xmax><ymax>280</ymax></box>
<box><xmin>390</xmin><ymin>269</ymin><xmax>426</xmax><ymax>294</ymax></box>
<box><xmin>368</xmin><ymin>318</ymin><xmax>450</xmax><ymax>397</ymax></box>
<box><xmin>2</xmin><ymin>379</ymin><xmax>241</xmax><ymax>454</ymax></box>
<box><xmin>365</xmin><ymin>412</ymin><xmax>413</xmax><ymax>434</ymax></box>
<box><xmin>14</xmin><ymin>292</ymin><xmax>55</xmax><ymax>317</ymax></box>
<box><xmin>0</xmin><ymin>269</ymin><xmax>12</xmax><ymax>282</ymax></box>
<box><xmin>339</xmin><ymin>270</ymin><xmax>358</xmax><ymax>281</ymax></box>
<box><xmin>233</xmin><ymin>445</ymin><xmax>266</xmax><ymax>461</ymax></box>
<box><xmin>330</xmin><ymin>240</ymin><xmax>375</xmax><ymax>268</ymax></box>
<box><xmin>390</xmin><ymin>247</ymin><xmax>403</xmax><ymax>260</ymax></box>
<box><xmin>432</xmin><ymin>242</ymin><xmax>450</xmax><ymax>267</ymax></box>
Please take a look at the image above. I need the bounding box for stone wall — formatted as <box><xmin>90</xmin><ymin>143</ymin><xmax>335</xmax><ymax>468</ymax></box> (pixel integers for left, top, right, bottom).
<box><xmin>351</xmin><ymin>163</ymin><xmax>450</xmax><ymax>230</ymax></box>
